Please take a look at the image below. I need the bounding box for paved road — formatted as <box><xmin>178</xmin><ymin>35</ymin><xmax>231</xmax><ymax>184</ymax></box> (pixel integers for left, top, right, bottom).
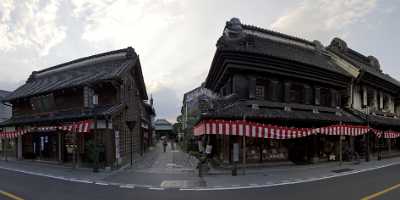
<box><xmin>0</xmin><ymin>163</ymin><xmax>400</xmax><ymax>200</ymax></box>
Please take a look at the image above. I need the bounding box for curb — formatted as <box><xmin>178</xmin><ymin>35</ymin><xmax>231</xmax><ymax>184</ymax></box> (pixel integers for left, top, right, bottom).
<box><xmin>1</xmin><ymin>160</ymin><xmax>399</xmax><ymax>191</ymax></box>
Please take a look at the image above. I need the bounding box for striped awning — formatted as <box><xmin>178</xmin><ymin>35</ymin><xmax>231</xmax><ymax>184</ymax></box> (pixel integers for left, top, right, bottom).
<box><xmin>376</xmin><ymin>131</ymin><xmax>400</xmax><ymax>139</ymax></box>
<box><xmin>193</xmin><ymin>120</ymin><xmax>400</xmax><ymax>139</ymax></box>
<box><xmin>0</xmin><ymin>120</ymin><xmax>93</xmax><ymax>139</ymax></box>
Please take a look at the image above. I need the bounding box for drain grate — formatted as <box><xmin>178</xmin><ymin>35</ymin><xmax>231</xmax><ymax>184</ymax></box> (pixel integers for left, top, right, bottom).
<box><xmin>332</xmin><ymin>168</ymin><xmax>354</xmax><ymax>173</ymax></box>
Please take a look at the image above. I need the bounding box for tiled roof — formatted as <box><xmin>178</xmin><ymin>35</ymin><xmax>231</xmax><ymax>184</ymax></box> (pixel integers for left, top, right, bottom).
<box><xmin>0</xmin><ymin>90</ymin><xmax>10</xmax><ymax>99</ymax></box>
<box><xmin>203</xmin><ymin>100</ymin><xmax>363</xmax><ymax>124</ymax></box>
<box><xmin>4</xmin><ymin>47</ymin><xmax>141</xmax><ymax>101</ymax></box>
<box><xmin>154</xmin><ymin>119</ymin><xmax>173</xmax><ymax>131</ymax></box>
<box><xmin>348</xmin><ymin>108</ymin><xmax>400</xmax><ymax>128</ymax></box>
<box><xmin>327</xmin><ymin>38</ymin><xmax>400</xmax><ymax>87</ymax></box>
<box><xmin>0</xmin><ymin>104</ymin><xmax>120</xmax><ymax>127</ymax></box>
<box><xmin>216</xmin><ymin>19</ymin><xmax>351</xmax><ymax>77</ymax></box>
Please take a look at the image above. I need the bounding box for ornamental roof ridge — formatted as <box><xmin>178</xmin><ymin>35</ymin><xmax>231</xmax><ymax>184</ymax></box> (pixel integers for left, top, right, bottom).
<box><xmin>241</xmin><ymin>23</ymin><xmax>316</xmax><ymax>47</ymax></box>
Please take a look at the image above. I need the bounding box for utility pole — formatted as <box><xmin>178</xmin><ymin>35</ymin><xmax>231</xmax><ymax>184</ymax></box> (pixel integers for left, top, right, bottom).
<box><xmin>242</xmin><ymin>115</ymin><xmax>246</xmax><ymax>175</ymax></box>
<box><xmin>365</xmin><ymin>106</ymin><xmax>370</xmax><ymax>162</ymax></box>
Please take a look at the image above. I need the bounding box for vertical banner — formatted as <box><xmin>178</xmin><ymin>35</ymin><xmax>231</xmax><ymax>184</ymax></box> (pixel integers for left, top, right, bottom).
<box><xmin>115</xmin><ymin>131</ymin><xmax>121</xmax><ymax>165</ymax></box>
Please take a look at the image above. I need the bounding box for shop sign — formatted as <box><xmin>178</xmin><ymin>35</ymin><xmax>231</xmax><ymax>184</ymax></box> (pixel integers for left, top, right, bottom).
<box><xmin>198</xmin><ymin>141</ymin><xmax>204</xmax><ymax>153</ymax></box>
<box><xmin>233</xmin><ymin>143</ymin><xmax>240</xmax><ymax>162</ymax></box>
<box><xmin>205</xmin><ymin>145</ymin><xmax>212</xmax><ymax>154</ymax></box>
<box><xmin>115</xmin><ymin>131</ymin><xmax>121</xmax><ymax>164</ymax></box>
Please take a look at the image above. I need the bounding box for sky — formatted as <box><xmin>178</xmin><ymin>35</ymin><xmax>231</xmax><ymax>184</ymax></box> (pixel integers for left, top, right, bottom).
<box><xmin>0</xmin><ymin>0</ymin><xmax>399</xmax><ymax>122</ymax></box>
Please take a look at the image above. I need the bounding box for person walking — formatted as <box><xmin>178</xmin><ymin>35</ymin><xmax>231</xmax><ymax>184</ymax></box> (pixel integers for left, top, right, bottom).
<box><xmin>163</xmin><ymin>139</ymin><xmax>168</xmax><ymax>153</ymax></box>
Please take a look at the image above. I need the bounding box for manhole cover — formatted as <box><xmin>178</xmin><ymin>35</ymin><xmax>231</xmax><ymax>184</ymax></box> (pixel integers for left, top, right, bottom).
<box><xmin>332</xmin><ymin>168</ymin><xmax>354</xmax><ymax>173</ymax></box>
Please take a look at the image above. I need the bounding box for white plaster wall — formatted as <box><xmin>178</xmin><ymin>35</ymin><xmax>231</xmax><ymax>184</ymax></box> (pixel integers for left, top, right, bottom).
<box><xmin>353</xmin><ymin>85</ymin><xmax>362</xmax><ymax>110</ymax></box>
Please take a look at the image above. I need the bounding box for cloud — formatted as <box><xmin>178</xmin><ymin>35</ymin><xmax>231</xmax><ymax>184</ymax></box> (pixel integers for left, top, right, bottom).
<box><xmin>151</xmin><ymin>85</ymin><xmax>180</xmax><ymax>123</ymax></box>
<box><xmin>271</xmin><ymin>0</ymin><xmax>377</xmax><ymax>43</ymax></box>
<box><xmin>0</xmin><ymin>0</ymin><xmax>66</xmax><ymax>56</ymax></box>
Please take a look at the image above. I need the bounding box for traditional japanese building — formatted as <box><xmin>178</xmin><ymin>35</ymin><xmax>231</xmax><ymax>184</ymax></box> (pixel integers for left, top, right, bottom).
<box><xmin>327</xmin><ymin>38</ymin><xmax>400</xmax><ymax>156</ymax></box>
<box><xmin>0</xmin><ymin>90</ymin><xmax>11</xmax><ymax>156</ymax></box>
<box><xmin>0</xmin><ymin>47</ymin><xmax>152</xmax><ymax>169</ymax></box>
<box><xmin>154</xmin><ymin>119</ymin><xmax>174</xmax><ymax>139</ymax></box>
<box><xmin>193</xmin><ymin>18</ymin><xmax>377</xmax><ymax>165</ymax></box>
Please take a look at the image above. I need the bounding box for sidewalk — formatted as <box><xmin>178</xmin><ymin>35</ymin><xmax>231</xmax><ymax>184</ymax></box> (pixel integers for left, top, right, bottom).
<box><xmin>0</xmin><ymin>158</ymin><xmax>112</xmax><ymax>182</ymax></box>
<box><xmin>200</xmin><ymin>157</ymin><xmax>400</xmax><ymax>189</ymax></box>
<box><xmin>1</xmin><ymin>147</ymin><xmax>400</xmax><ymax>190</ymax></box>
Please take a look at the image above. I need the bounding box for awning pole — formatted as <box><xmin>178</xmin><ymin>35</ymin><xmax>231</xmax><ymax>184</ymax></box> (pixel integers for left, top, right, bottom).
<box><xmin>339</xmin><ymin>122</ymin><xmax>343</xmax><ymax>166</ymax></box>
<box><xmin>242</xmin><ymin>116</ymin><xmax>246</xmax><ymax>175</ymax></box>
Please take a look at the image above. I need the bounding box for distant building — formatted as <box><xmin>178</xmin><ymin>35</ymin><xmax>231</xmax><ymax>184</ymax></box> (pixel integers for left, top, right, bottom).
<box><xmin>0</xmin><ymin>90</ymin><xmax>11</xmax><ymax>154</ymax></box>
<box><xmin>0</xmin><ymin>90</ymin><xmax>11</xmax><ymax>122</ymax></box>
<box><xmin>154</xmin><ymin>119</ymin><xmax>174</xmax><ymax>139</ymax></box>
<box><xmin>181</xmin><ymin>84</ymin><xmax>217</xmax><ymax>131</ymax></box>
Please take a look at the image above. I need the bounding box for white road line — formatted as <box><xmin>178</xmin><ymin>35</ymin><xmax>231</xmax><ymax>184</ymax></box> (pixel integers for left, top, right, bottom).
<box><xmin>120</xmin><ymin>184</ymin><xmax>135</xmax><ymax>189</ymax></box>
<box><xmin>181</xmin><ymin>161</ymin><xmax>400</xmax><ymax>191</ymax></box>
<box><xmin>94</xmin><ymin>182</ymin><xmax>109</xmax><ymax>186</ymax></box>
<box><xmin>149</xmin><ymin>187</ymin><xmax>165</xmax><ymax>190</ymax></box>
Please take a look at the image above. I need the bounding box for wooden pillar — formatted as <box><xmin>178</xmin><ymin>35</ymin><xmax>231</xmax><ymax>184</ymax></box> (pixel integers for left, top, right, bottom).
<box><xmin>304</xmin><ymin>85</ymin><xmax>312</xmax><ymax>105</ymax></box>
<box><xmin>58</xmin><ymin>133</ymin><xmax>62</xmax><ymax>163</ymax></box>
<box><xmin>315</xmin><ymin>87</ymin><xmax>321</xmax><ymax>105</ymax></box>
<box><xmin>249</xmin><ymin>77</ymin><xmax>256</xmax><ymax>100</ymax></box>
<box><xmin>17</xmin><ymin>136</ymin><xmax>22</xmax><ymax>160</ymax></box>
<box><xmin>242</xmin><ymin>136</ymin><xmax>246</xmax><ymax>166</ymax></box>
<box><xmin>362</xmin><ymin>86</ymin><xmax>368</xmax><ymax>107</ymax></box>
<box><xmin>284</xmin><ymin>82</ymin><xmax>291</xmax><ymax>103</ymax></box>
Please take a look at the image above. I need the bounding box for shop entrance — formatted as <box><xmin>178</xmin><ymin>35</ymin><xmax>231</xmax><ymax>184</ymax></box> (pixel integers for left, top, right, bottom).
<box><xmin>22</xmin><ymin>133</ymin><xmax>59</xmax><ymax>161</ymax></box>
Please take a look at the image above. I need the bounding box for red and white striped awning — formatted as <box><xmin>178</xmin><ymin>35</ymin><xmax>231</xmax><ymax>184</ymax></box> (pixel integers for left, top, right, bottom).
<box><xmin>193</xmin><ymin>120</ymin><xmax>376</xmax><ymax>139</ymax></box>
<box><xmin>376</xmin><ymin>131</ymin><xmax>400</xmax><ymax>139</ymax></box>
<box><xmin>0</xmin><ymin>120</ymin><xmax>93</xmax><ymax>139</ymax></box>
<box><xmin>314</xmin><ymin>124</ymin><xmax>369</xmax><ymax>136</ymax></box>
<box><xmin>194</xmin><ymin>120</ymin><xmax>312</xmax><ymax>139</ymax></box>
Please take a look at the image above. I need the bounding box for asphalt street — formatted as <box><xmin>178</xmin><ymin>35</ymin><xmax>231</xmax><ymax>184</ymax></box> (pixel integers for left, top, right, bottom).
<box><xmin>0</xmin><ymin>164</ymin><xmax>400</xmax><ymax>200</ymax></box>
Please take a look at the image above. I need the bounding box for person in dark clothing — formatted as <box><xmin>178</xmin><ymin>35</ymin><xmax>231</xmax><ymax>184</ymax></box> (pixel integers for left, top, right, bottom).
<box><xmin>163</xmin><ymin>139</ymin><xmax>168</xmax><ymax>152</ymax></box>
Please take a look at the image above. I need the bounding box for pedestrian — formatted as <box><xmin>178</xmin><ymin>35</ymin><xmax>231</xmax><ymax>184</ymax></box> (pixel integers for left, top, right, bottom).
<box><xmin>163</xmin><ymin>139</ymin><xmax>168</xmax><ymax>152</ymax></box>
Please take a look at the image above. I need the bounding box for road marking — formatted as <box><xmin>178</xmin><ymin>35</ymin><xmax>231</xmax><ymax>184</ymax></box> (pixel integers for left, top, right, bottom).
<box><xmin>361</xmin><ymin>183</ymin><xmax>400</xmax><ymax>200</ymax></box>
<box><xmin>149</xmin><ymin>187</ymin><xmax>165</xmax><ymax>190</ymax></box>
<box><xmin>0</xmin><ymin>190</ymin><xmax>24</xmax><ymax>200</ymax></box>
<box><xmin>120</xmin><ymin>184</ymin><xmax>135</xmax><ymax>189</ymax></box>
<box><xmin>94</xmin><ymin>182</ymin><xmax>109</xmax><ymax>186</ymax></box>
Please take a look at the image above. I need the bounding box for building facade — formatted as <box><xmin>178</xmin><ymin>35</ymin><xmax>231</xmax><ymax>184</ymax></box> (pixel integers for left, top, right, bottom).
<box><xmin>0</xmin><ymin>90</ymin><xmax>11</xmax><ymax>156</ymax></box>
<box><xmin>193</xmin><ymin>18</ymin><xmax>400</xmax><ymax>165</ymax></box>
<box><xmin>327</xmin><ymin>38</ymin><xmax>400</xmax><ymax>156</ymax></box>
<box><xmin>0</xmin><ymin>47</ymin><xmax>152</xmax><ymax>169</ymax></box>
<box><xmin>154</xmin><ymin>119</ymin><xmax>174</xmax><ymax>139</ymax></box>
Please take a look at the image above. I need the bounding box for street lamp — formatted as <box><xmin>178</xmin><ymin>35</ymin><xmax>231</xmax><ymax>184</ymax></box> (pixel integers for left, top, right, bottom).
<box><xmin>126</xmin><ymin>120</ymin><xmax>137</xmax><ymax>167</ymax></box>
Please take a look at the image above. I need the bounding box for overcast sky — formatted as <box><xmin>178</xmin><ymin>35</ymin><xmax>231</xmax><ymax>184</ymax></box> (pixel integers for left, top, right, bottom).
<box><xmin>0</xmin><ymin>0</ymin><xmax>399</xmax><ymax>122</ymax></box>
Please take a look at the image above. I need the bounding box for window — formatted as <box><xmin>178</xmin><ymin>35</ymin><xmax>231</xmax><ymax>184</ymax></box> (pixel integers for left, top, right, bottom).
<box><xmin>289</xmin><ymin>83</ymin><xmax>305</xmax><ymax>104</ymax></box>
<box><xmin>255</xmin><ymin>85</ymin><xmax>265</xmax><ymax>99</ymax></box>
<box><xmin>92</xmin><ymin>94</ymin><xmax>99</xmax><ymax>105</ymax></box>
<box><xmin>320</xmin><ymin>88</ymin><xmax>332</xmax><ymax>107</ymax></box>
<box><xmin>30</xmin><ymin>93</ymin><xmax>55</xmax><ymax>112</ymax></box>
<box><xmin>383</xmin><ymin>94</ymin><xmax>390</xmax><ymax>111</ymax></box>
